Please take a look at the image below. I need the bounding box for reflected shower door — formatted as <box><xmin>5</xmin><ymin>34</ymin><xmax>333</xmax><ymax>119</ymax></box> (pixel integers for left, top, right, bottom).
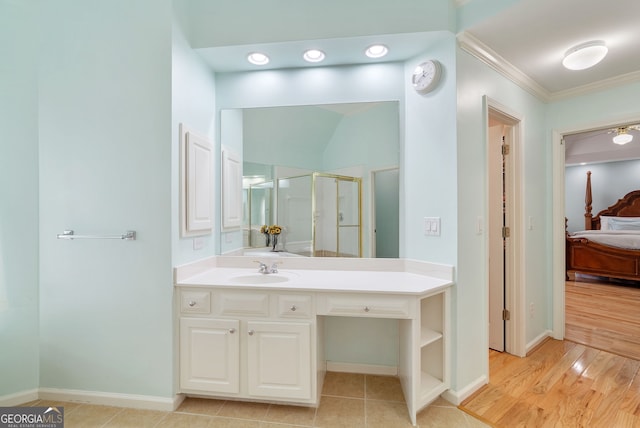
<box><xmin>313</xmin><ymin>174</ymin><xmax>361</xmax><ymax>257</ymax></box>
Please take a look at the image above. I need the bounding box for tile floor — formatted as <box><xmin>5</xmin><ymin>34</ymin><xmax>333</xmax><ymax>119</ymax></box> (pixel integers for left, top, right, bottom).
<box><xmin>24</xmin><ymin>372</ymin><xmax>490</xmax><ymax>427</ymax></box>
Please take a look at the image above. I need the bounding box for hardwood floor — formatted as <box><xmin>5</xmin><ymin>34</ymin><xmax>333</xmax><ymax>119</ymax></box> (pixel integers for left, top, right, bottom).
<box><xmin>565</xmin><ymin>277</ymin><xmax>640</xmax><ymax>361</ymax></box>
<box><xmin>460</xmin><ymin>340</ymin><xmax>640</xmax><ymax>427</ymax></box>
<box><xmin>460</xmin><ymin>277</ymin><xmax>640</xmax><ymax>427</ymax></box>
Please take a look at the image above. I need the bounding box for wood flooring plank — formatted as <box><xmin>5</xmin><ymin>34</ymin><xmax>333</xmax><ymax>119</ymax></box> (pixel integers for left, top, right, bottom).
<box><xmin>459</xmin><ymin>278</ymin><xmax>640</xmax><ymax>427</ymax></box>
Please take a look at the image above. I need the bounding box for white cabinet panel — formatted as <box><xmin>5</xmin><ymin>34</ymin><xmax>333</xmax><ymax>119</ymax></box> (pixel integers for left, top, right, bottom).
<box><xmin>180</xmin><ymin>124</ymin><xmax>213</xmax><ymax>237</ymax></box>
<box><xmin>247</xmin><ymin>321</ymin><xmax>311</xmax><ymax>399</ymax></box>
<box><xmin>222</xmin><ymin>147</ymin><xmax>242</xmax><ymax>229</ymax></box>
<box><xmin>180</xmin><ymin>318</ymin><xmax>239</xmax><ymax>393</ymax></box>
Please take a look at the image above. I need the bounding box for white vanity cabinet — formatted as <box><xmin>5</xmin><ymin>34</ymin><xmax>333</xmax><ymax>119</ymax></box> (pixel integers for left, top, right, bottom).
<box><xmin>178</xmin><ymin>288</ymin><xmax>316</xmax><ymax>404</ymax></box>
<box><xmin>176</xmin><ymin>262</ymin><xmax>453</xmax><ymax>426</ymax></box>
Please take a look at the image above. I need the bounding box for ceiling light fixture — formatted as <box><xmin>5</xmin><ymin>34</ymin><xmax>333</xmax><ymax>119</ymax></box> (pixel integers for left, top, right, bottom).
<box><xmin>613</xmin><ymin>127</ymin><xmax>633</xmax><ymax>145</ymax></box>
<box><xmin>303</xmin><ymin>49</ymin><xmax>325</xmax><ymax>63</ymax></box>
<box><xmin>562</xmin><ymin>41</ymin><xmax>608</xmax><ymax>70</ymax></box>
<box><xmin>247</xmin><ymin>52</ymin><xmax>269</xmax><ymax>66</ymax></box>
<box><xmin>365</xmin><ymin>44</ymin><xmax>388</xmax><ymax>59</ymax></box>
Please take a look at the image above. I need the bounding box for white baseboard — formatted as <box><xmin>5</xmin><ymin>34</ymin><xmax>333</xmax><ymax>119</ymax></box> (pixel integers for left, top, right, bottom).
<box><xmin>526</xmin><ymin>330</ymin><xmax>552</xmax><ymax>354</ymax></box>
<box><xmin>440</xmin><ymin>375</ymin><xmax>487</xmax><ymax>406</ymax></box>
<box><xmin>325</xmin><ymin>361</ymin><xmax>397</xmax><ymax>376</ymax></box>
<box><xmin>37</xmin><ymin>388</ymin><xmax>183</xmax><ymax>411</ymax></box>
<box><xmin>0</xmin><ymin>389</ymin><xmax>39</xmax><ymax>406</ymax></box>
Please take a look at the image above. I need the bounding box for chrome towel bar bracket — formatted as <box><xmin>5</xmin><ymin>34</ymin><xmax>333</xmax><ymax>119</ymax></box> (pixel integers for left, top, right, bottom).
<box><xmin>57</xmin><ymin>230</ymin><xmax>136</xmax><ymax>240</ymax></box>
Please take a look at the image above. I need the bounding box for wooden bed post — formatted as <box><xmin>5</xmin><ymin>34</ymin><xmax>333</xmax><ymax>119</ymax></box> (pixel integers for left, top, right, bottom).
<box><xmin>584</xmin><ymin>171</ymin><xmax>593</xmax><ymax>230</ymax></box>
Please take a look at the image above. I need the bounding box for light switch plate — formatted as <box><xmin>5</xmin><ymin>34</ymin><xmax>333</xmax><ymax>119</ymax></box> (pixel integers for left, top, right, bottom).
<box><xmin>424</xmin><ymin>217</ymin><xmax>441</xmax><ymax>236</ymax></box>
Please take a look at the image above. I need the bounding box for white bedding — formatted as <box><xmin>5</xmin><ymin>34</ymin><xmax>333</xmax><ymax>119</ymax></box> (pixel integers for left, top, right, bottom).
<box><xmin>569</xmin><ymin>230</ymin><xmax>640</xmax><ymax>250</ymax></box>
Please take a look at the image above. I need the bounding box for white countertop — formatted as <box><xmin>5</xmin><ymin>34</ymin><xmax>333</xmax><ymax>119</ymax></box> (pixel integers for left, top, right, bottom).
<box><xmin>176</xmin><ymin>262</ymin><xmax>453</xmax><ymax>296</ymax></box>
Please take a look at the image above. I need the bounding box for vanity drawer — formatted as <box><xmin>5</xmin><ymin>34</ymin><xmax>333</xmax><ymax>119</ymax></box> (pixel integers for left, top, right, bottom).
<box><xmin>317</xmin><ymin>294</ymin><xmax>413</xmax><ymax>319</ymax></box>
<box><xmin>276</xmin><ymin>294</ymin><xmax>313</xmax><ymax>318</ymax></box>
<box><xmin>217</xmin><ymin>292</ymin><xmax>270</xmax><ymax>317</ymax></box>
<box><xmin>180</xmin><ymin>290</ymin><xmax>211</xmax><ymax>314</ymax></box>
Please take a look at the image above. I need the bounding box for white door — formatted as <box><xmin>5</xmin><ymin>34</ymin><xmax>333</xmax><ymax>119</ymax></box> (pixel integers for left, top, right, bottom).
<box><xmin>247</xmin><ymin>321</ymin><xmax>311</xmax><ymax>399</ymax></box>
<box><xmin>180</xmin><ymin>318</ymin><xmax>240</xmax><ymax>393</ymax></box>
<box><xmin>488</xmin><ymin>125</ymin><xmax>508</xmax><ymax>352</ymax></box>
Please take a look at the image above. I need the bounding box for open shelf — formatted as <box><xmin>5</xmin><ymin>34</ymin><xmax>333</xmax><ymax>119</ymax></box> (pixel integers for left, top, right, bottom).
<box><xmin>420</xmin><ymin>328</ymin><xmax>442</xmax><ymax>347</ymax></box>
<box><xmin>419</xmin><ymin>371</ymin><xmax>445</xmax><ymax>403</ymax></box>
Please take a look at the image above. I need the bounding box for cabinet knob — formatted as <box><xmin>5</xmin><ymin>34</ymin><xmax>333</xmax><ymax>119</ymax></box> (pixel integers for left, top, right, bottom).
<box><xmin>188</xmin><ymin>301</ymin><xmax>196</xmax><ymax>307</ymax></box>
<box><xmin>364</xmin><ymin>306</ymin><xmax>370</xmax><ymax>312</ymax></box>
<box><xmin>228</xmin><ymin>328</ymin><xmax>236</xmax><ymax>334</ymax></box>
<box><xmin>248</xmin><ymin>330</ymin><xmax>255</xmax><ymax>336</ymax></box>
<box><xmin>290</xmin><ymin>305</ymin><xmax>297</xmax><ymax>312</ymax></box>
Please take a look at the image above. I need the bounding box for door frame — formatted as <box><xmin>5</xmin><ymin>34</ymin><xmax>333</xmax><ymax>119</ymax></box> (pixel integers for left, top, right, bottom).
<box><xmin>485</xmin><ymin>96</ymin><xmax>526</xmax><ymax>357</ymax></box>
<box><xmin>551</xmin><ymin>115</ymin><xmax>640</xmax><ymax>341</ymax></box>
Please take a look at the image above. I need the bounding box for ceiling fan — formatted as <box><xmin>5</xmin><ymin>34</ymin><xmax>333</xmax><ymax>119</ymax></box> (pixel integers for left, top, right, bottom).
<box><xmin>609</xmin><ymin>124</ymin><xmax>640</xmax><ymax>145</ymax></box>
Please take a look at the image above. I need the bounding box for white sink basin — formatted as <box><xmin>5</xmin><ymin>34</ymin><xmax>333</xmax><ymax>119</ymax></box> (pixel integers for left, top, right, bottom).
<box><xmin>230</xmin><ymin>274</ymin><xmax>292</xmax><ymax>284</ymax></box>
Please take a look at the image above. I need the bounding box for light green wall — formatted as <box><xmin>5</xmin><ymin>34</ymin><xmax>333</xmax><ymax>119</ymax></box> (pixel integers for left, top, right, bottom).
<box><xmin>0</xmin><ymin>0</ymin><xmax>40</xmax><ymax>397</ymax></box>
<box><xmin>455</xmin><ymin>47</ymin><xmax>549</xmax><ymax>391</ymax></box>
<box><xmin>172</xmin><ymin>8</ymin><xmax>218</xmax><ymax>266</ymax></box>
<box><xmin>37</xmin><ymin>0</ymin><xmax>174</xmax><ymax>397</ymax></box>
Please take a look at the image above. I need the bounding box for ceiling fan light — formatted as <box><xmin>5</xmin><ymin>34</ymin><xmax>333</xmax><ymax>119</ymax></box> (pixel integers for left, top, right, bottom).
<box><xmin>613</xmin><ymin>131</ymin><xmax>633</xmax><ymax>145</ymax></box>
<box><xmin>562</xmin><ymin>41</ymin><xmax>608</xmax><ymax>70</ymax></box>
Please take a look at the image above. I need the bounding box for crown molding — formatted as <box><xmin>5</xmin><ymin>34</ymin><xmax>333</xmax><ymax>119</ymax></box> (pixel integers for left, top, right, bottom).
<box><xmin>458</xmin><ymin>31</ymin><xmax>640</xmax><ymax>104</ymax></box>
<box><xmin>454</xmin><ymin>0</ymin><xmax>473</xmax><ymax>7</ymax></box>
<box><xmin>457</xmin><ymin>32</ymin><xmax>552</xmax><ymax>102</ymax></box>
<box><xmin>550</xmin><ymin>69</ymin><xmax>640</xmax><ymax>101</ymax></box>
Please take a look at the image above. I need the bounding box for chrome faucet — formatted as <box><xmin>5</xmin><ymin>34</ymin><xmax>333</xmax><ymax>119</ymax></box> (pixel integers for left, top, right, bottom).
<box><xmin>254</xmin><ymin>260</ymin><xmax>280</xmax><ymax>274</ymax></box>
<box><xmin>255</xmin><ymin>261</ymin><xmax>269</xmax><ymax>274</ymax></box>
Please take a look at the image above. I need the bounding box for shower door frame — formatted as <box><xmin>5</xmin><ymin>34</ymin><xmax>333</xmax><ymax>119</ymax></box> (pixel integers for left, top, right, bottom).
<box><xmin>311</xmin><ymin>172</ymin><xmax>363</xmax><ymax>258</ymax></box>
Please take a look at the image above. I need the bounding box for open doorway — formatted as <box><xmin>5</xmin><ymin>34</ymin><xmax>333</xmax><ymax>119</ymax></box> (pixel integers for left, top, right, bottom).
<box><xmin>371</xmin><ymin>167</ymin><xmax>399</xmax><ymax>258</ymax></box>
<box><xmin>486</xmin><ymin>97</ymin><xmax>525</xmax><ymax>357</ymax></box>
<box><xmin>554</xmin><ymin>121</ymin><xmax>640</xmax><ymax>354</ymax></box>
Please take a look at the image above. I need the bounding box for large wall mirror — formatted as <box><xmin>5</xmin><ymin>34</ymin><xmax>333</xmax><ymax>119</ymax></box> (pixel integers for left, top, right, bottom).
<box><xmin>221</xmin><ymin>101</ymin><xmax>400</xmax><ymax>258</ymax></box>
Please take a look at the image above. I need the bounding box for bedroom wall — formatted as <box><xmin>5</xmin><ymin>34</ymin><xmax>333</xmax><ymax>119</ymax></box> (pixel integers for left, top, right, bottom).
<box><xmin>565</xmin><ymin>160</ymin><xmax>640</xmax><ymax>233</ymax></box>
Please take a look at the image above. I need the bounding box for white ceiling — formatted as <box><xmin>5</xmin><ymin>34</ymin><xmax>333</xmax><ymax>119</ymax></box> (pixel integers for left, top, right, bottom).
<box><xmin>463</xmin><ymin>0</ymin><xmax>640</xmax><ymax>96</ymax></box>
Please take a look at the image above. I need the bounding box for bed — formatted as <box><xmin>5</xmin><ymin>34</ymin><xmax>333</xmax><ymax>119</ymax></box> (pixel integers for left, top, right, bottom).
<box><xmin>566</xmin><ymin>171</ymin><xmax>640</xmax><ymax>281</ymax></box>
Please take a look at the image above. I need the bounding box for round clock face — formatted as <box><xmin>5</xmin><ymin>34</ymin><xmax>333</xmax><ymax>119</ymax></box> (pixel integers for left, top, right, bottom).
<box><xmin>412</xmin><ymin>60</ymin><xmax>442</xmax><ymax>94</ymax></box>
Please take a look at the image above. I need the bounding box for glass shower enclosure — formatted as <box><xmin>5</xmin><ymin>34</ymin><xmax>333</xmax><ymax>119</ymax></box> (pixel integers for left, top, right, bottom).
<box><xmin>277</xmin><ymin>172</ymin><xmax>362</xmax><ymax>257</ymax></box>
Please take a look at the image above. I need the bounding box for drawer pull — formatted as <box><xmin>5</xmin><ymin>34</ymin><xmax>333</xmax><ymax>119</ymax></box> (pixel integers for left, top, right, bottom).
<box><xmin>248</xmin><ymin>330</ymin><xmax>255</xmax><ymax>336</ymax></box>
<box><xmin>364</xmin><ymin>306</ymin><xmax>370</xmax><ymax>312</ymax></box>
<box><xmin>290</xmin><ymin>305</ymin><xmax>297</xmax><ymax>312</ymax></box>
<box><xmin>228</xmin><ymin>328</ymin><xmax>236</xmax><ymax>334</ymax></box>
<box><xmin>188</xmin><ymin>301</ymin><xmax>197</xmax><ymax>307</ymax></box>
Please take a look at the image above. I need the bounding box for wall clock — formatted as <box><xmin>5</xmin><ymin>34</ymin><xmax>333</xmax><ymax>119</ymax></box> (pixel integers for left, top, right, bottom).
<box><xmin>411</xmin><ymin>60</ymin><xmax>442</xmax><ymax>94</ymax></box>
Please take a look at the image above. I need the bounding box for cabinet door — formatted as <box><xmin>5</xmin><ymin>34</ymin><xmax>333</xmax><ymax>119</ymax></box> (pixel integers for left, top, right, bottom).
<box><xmin>180</xmin><ymin>318</ymin><xmax>239</xmax><ymax>393</ymax></box>
<box><xmin>221</xmin><ymin>147</ymin><xmax>242</xmax><ymax>229</ymax></box>
<box><xmin>246</xmin><ymin>321</ymin><xmax>311</xmax><ymax>399</ymax></box>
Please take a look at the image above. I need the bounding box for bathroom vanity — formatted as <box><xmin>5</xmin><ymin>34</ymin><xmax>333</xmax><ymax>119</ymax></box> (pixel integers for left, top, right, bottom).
<box><xmin>174</xmin><ymin>257</ymin><xmax>453</xmax><ymax>426</ymax></box>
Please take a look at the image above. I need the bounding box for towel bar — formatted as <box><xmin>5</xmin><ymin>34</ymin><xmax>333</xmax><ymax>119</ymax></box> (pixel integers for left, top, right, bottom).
<box><xmin>56</xmin><ymin>230</ymin><xmax>136</xmax><ymax>240</ymax></box>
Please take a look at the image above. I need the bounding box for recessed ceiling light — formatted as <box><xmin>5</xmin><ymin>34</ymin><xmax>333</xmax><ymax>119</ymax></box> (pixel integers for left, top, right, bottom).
<box><xmin>247</xmin><ymin>52</ymin><xmax>269</xmax><ymax>66</ymax></box>
<box><xmin>303</xmin><ymin>49</ymin><xmax>325</xmax><ymax>63</ymax></box>
<box><xmin>562</xmin><ymin>41</ymin><xmax>608</xmax><ymax>70</ymax></box>
<box><xmin>365</xmin><ymin>44</ymin><xmax>388</xmax><ymax>59</ymax></box>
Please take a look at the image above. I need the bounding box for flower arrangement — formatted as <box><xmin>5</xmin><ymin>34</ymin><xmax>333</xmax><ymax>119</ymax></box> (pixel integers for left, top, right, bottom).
<box><xmin>260</xmin><ymin>224</ymin><xmax>283</xmax><ymax>250</ymax></box>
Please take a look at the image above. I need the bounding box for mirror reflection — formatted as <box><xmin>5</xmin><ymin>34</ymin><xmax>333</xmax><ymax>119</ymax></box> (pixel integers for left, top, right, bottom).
<box><xmin>226</xmin><ymin>102</ymin><xmax>400</xmax><ymax>258</ymax></box>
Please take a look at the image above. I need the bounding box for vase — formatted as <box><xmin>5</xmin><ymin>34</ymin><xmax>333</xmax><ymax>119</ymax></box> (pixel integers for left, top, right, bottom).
<box><xmin>272</xmin><ymin>235</ymin><xmax>278</xmax><ymax>251</ymax></box>
<box><xmin>265</xmin><ymin>234</ymin><xmax>271</xmax><ymax>247</ymax></box>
